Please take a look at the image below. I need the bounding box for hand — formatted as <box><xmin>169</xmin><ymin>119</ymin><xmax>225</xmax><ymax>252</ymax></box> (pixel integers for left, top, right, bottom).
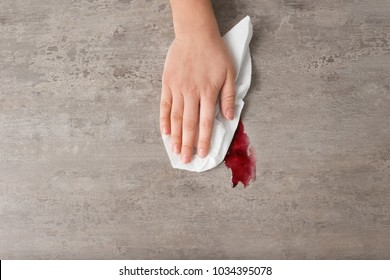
<box><xmin>160</xmin><ymin>33</ymin><xmax>236</xmax><ymax>164</ymax></box>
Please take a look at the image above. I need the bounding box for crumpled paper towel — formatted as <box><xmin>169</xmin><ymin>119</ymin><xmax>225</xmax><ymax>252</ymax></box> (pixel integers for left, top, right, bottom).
<box><xmin>162</xmin><ymin>16</ymin><xmax>253</xmax><ymax>172</ymax></box>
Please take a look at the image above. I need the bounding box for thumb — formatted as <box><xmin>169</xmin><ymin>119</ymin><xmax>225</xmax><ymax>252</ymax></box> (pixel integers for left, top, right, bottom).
<box><xmin>220</xmin><ymin>69</ymin><xmax>236</xmax><ymax>120</ymax></box>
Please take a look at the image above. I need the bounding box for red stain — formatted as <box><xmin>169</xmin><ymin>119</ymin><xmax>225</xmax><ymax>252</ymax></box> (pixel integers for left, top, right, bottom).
<box><xmin>224</xmin><ymin>120</ymin><xmax>256</xmax><ymax>188</ymax></box>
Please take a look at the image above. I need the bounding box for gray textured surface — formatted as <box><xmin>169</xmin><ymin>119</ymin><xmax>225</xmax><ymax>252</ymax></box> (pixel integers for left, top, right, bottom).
<box><xmin>1</xmin><ymin>0</ymin><xmax>390</xmax><ymax>259</ymax></box>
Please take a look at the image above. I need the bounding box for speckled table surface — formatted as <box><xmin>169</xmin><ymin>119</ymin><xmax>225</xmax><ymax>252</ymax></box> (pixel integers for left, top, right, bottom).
<box><xmin>1</xmin><ymin>0</ymin><xmax>389</xmax><ymax>259</ymax></box>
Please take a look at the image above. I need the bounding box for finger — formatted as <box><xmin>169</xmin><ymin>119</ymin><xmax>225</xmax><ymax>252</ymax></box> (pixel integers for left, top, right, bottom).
<box><xmin>220</xmin><ymin>69</ymin><xmax>236</xmax><ymax>120</ymax></box>
<box><xmin>160</xmin><ymin>84</ymin><xmax>172</xmax><ymax>135</ymax></box>
<box><xmin>197</xmin><ymin>93</ymin><xmax>217</xmax><ymax>158</ymax></box>
<box><xmin>170</xmin><ymin>92</ymin><xmax>184</xmax><ymax>154</ymax></box>
<box><xmin>181</xmin><ymin>94</ymin><xmax>199</xmax><ymax>163</ymax></box>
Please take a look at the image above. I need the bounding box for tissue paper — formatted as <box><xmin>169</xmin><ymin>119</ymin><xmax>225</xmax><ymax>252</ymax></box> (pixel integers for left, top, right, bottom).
<box><xmin>162</xmin><ymin>16</ymin><xmax>253</xmax><ymax>172</ymax></box>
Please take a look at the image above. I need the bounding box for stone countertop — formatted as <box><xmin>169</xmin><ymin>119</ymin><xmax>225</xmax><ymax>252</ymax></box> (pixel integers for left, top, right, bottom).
<box><xmin>0</xmin><ymin>0</ymin><xmax>389</xmax><ymax>259</ymax></box>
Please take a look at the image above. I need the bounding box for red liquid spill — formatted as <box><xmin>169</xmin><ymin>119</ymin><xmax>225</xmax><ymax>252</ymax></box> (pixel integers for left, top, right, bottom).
<box><xmin>224</xmin><ymin>120</ymin><xmax>256</xmax><ymax>188</ymax></box>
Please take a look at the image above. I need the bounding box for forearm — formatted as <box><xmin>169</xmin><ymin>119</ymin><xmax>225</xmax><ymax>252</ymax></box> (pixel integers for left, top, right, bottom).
<box><xmin>169</xmin><ymin>0</ymin><xmax>220</xmax><ymax>39</ymax></box>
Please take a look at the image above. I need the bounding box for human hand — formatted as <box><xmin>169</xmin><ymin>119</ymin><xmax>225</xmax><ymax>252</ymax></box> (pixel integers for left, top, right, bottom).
<box><xmin>160</xmin><ymin>33</ymin><xmax>236</xmax><ymax>164</ymax></box>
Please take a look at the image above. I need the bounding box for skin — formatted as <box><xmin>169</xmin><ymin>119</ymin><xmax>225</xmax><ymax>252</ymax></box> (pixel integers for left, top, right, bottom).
<box><xmin>160</xmin><ymin>0</ymin><xmax>236</xmax><ymax>164</ymax></box>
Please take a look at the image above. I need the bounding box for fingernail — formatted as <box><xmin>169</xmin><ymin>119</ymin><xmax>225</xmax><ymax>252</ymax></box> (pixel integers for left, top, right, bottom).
<box><xmin>173</xmin><ymin>144</ymin><xmax>180</xmax><ymax>154</ymax></box>
<box><xmin>162</xmin><ymin>127</ymin><xmax>169</xmax><ymax>135</ymax></box>
<box><xmin>198</xmin><ymin>148</ymin><xmax>207</xmax><ymax>158</ymax></box>
<box><xmin>227</xmin><ymin>108</ymin><xmax>234</xmax><ymax>120</ymax></box>
<box><xmin>181</xmin><ymin>154</ymin><xmax>191</xmax><ymax>163</ymax></box>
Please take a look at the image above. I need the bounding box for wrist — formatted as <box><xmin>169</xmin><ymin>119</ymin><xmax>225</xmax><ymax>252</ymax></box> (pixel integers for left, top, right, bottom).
<box><xmin>170</xmin><ymin>0</ymin><xmax>220</xmax><ymax>40</ymax></box>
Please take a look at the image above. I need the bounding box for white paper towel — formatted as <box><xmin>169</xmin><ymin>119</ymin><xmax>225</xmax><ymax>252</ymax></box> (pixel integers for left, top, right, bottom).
<box><xmin>162</xmin><ymin>16</ymin><xmax>253</xmax><ymax>172</ymax></box>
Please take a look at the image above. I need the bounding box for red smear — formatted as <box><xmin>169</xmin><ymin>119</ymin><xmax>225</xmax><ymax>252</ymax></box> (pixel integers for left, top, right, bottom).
<box><xmin>224</xmin><ymin>120</ymin><xmax>256</xmax><ymax>188</ymax></box>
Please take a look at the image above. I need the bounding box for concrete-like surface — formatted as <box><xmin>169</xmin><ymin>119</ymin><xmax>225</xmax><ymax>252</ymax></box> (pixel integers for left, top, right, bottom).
<box><xmin>1</xmin><ymin>0</ymin><xmax>389</xmax><ymax>259</ymax></box>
